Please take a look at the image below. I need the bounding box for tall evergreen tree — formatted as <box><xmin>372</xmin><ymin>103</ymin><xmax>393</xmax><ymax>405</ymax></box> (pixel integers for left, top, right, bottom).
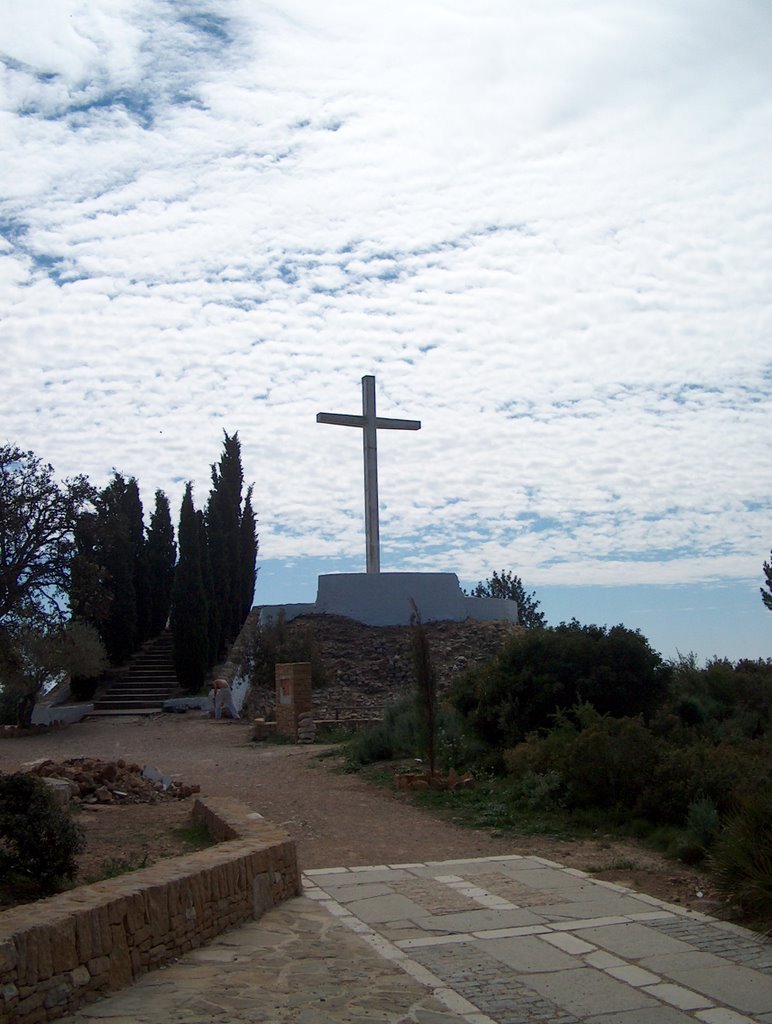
<box><xmin>71</xmin><ymin>473</ymin><xmax>147</xmax><ymax>664</ymax></box>
<box><xmin>239</xmin><ymin>484</ymin><xmax>258</xmax><ymax>621</ymax></box>
<box><xmin>126</xmin><ymin>477</ymin><xmax>151</xmax><ymax>646</ymax></box>
<box><xmin>93</xmin><ymin>473</ymin><xmax>139</xmax><ymax>664</ymax></box>
<box><xmin>206</xmin><ymin>432</ymin><xmax>245</xmax><ymax>659</ymax></box>
<box><xmin>762</xmin><ymin>551</ymin><xmax>772</xmax><ymax>612</ymax></box>
<box><xmin>146</xmin><ymin>490</ymin><xmax>177</xmax><ymax>635</ymax></box>
<box><xmin>170</xmin><ymin>484</ymin><xmax>209</xmax><ymax>691</ymax></box>
<box><xmin>198</xmin><ymin>507</ymin><xmax>217</xmax><ymax>669</ymax></box>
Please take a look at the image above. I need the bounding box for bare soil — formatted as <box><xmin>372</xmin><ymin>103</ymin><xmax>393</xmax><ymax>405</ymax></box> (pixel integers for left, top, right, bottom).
<box><xmin>0</xmin><ymin>714</ymin><xmax>721</xmax><ymax>916</ymax></box>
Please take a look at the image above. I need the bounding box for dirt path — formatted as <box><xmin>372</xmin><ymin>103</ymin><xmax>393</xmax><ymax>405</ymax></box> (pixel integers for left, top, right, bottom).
<box><xmin>0</xmin><ymin>714</ymin><xmax>716</xmax><ymax>912</ymax></box>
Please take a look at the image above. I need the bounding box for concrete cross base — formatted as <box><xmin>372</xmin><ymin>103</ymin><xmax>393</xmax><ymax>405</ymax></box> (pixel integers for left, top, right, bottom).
<box><xmin>260</xmin><ymin>572</ymin><xmax>518</xmax><ymax>628</ymax></box>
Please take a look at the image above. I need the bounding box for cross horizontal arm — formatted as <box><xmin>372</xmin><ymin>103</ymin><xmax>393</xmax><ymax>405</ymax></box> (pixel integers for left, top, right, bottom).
<box><xmin>317</xmin><ymin>413</ymin><xmax>365</xmax><ymax>428</ymax></box>
<box><xmin>374</xmin><ymin>417</ymin><xmax>421</xmax><ymax>431</ymax></box>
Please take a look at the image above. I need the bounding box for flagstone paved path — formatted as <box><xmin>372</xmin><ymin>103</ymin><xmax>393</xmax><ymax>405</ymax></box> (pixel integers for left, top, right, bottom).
<box><xmin>58</xmin><ymin>855</ymin><xmax>771</xmax><ymax>1024</ymax></box>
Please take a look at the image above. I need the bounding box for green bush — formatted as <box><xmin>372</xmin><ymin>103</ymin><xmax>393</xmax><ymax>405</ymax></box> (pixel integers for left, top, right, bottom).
<box><xmin>450</xmin><ymin>621</ymin><xmax>668</xmax><ymax>750</ymax></box>
<box><xmin>346</xmin><ymin>697</ymin><xmax>419</xmax><ymax>766</ymax></box>
<box><xmin>505</xmin><ymin>711</ymin><xmax>658</xmax><ymax>812</ymax></box>
<box><xmin>685</xmin><ymin>797</ymin><xmax>721</xmax><ymax>850</ymax></box>
<box><xmin>638</xmin><ymin>741</ymin><xmax>771</xmax><ymax>824</ymax></box>
<box><xmin>563</xmin><ymin>715</ymin><xmax>659</xmax><ymax>810</ymax></box>
<box><xmin>345</xmin><ymin>699</ymin><xmax>482</xmax><ymax>771</ymax></box>
<box><xmin>509</xmin><ymin>769</ymin><xmax>566</xmax><ymax>812</ymax></box>
<box><xmin>655</xmin><ymin>655</ymin><xmax>772</xmax><ymax>742</ymax></box>
<box><xmin>0</xmin><ymin>773</ymin><xmax>84</xmax><ymax>893</ymax></box>
<box><xmin>710</xmin><ymin>785</ymin><xmax>772</xmax><ymax>925</ymax></box>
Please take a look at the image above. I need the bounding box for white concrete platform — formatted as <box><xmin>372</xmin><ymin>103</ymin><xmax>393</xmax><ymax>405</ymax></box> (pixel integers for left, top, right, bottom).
<box><xmin>260</xmin><ymin>572</ymin><xmax>518</xmax><ymax>627</ymax></box>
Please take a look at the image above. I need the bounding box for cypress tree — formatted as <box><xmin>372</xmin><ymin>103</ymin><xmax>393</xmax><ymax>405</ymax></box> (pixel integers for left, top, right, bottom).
<box><xmin>170</xmin><ymin>483</ymin><xmax>209</xmax><ymax>691</ymax></box>
<box><xmin>239</xmin><ymin>484</ymin><xmax>258</xmax><ymax>621</ymax></box>
<box><xmin>206</xmin><ymin>432</ymin><xmax>244</xmax><ymax>659</ymax></box>
<box><xmin>126</xmin><ymin>478</ymin><xmax>151</xmax><ymax>646</ymax></box>
<box><xmin>95</xmin><ymin>473</ymin><xmax>138</xmax><ymax>664</ymax></box>
<box><xmin>147</xmin><ymin>490</ymin><xmax>177</xmax><ymax>635</ymax></box>
<box><xmin>198</xmin><ymin>507</ymin><xmax>217</xmax><ymax>670</ymax></box>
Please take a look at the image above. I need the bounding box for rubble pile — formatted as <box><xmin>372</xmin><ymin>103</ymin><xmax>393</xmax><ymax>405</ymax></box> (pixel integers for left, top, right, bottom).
<box><xmin>21</xmin><ymin>756</ymin><xmax>200</xmax><ymax>804</ymax></box>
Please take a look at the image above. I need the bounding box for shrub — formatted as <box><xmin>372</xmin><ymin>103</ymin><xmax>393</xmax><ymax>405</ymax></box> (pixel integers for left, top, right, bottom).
<box><xmin>346</xmin><ymin>696</ymin><xmax>419</xmax><ymax>766</ymax></box>
<box><xmin>0</xmin><ymin>773</ymin><xmax>84</xmax><ymax>893</ymax></box>
<box><xmin>685</xmin><ymin>797</ymin><xmax>721</xmax><ymax>850</ymax></box>
<box><xmin>345</xmin><ymin>698</ymin><xmax>482</xmax><ymax>771</ymax></box>
<box><xmin>638</xmin><ymin>740</ymin><xmax>771</xmax><ymax>824</ymax></box>
<box><xmin>505</xmin><ymin>711</ymin><xmax>658</xmax><ymax>812</ymax></box>
<box><xmin>710</xmin><ymin>785</ymin><xmax>772</xmax><ymax>925</ymax></box>
<box><xmin>656</xmin><ymin>655</ymin><xmax>772</xmax><ymax>742</ymax></box>
<box><xmin>564</xmin><ymin>715</ymin><xmax>659</xmax><ymax>810</ymax></box>
<box><xmin>509</xmin><ymin>769</ymin><xmax>567</xmax><ymax>812</ymax></box>
<box><xmin>450</xmin><ymin>620</ymin><xmax>668</xmax><ymax>750</ymax></box>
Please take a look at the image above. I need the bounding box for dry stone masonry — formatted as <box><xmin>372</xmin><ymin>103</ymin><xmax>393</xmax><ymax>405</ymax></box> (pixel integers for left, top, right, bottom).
<box><xmin>0</xmin><ymin>797</ymin><xmax>299</xmax><ymax>1024</ymax></box>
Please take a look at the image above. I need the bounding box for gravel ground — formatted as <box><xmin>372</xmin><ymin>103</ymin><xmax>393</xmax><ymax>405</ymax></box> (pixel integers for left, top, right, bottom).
<box><xmin>0</xmin><ymin>713</ymin><xmax>716</xmax><ymax>912</ymax></box>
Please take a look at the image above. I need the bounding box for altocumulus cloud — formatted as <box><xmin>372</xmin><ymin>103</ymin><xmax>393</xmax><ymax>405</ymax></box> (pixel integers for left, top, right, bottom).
<box><xmin>0</xmin><ymin>0</ymin><xmax>770</xmax><ymax>599</ymax></box>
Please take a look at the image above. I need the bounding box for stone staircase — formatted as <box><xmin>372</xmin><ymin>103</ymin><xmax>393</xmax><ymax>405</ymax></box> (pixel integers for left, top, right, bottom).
<box><xmin>89</xmin><ymin>631</ymin><xmax>179</xmax><ymax>717</ymax></box>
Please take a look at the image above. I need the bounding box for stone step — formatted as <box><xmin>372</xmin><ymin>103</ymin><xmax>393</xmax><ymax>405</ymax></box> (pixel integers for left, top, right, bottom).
<box><xmin>124</xmin><ymin>672</ymin><xmax>178</xmax><ymax>680</ymax></box>
<box><xmin>112</xmin><ymin>677</ymin><xmax>178</xmax><ymax>686</ymax></box>
<box><xmin>93</xmin><ymin>630</ymin><xmax>180</xmax><ymax>709</ymax></box>
<box><xmin>92</xmin><ymin>699</ymin><xmax>168</xmax><ymax>711</ymax></box>
<box><xmin>101</xmin><ymin>691</ymin><xmax>175</xmax><ymax>699</ymax></box>
<box><xmin>106</xmin><ymin>684</ymin><xmax>177</xmax><ymax>692</ymax></box>
<box><xmin>87</xmin><ymin>708</ymin><xmax>166</xmax><ymax>718</ymax></box>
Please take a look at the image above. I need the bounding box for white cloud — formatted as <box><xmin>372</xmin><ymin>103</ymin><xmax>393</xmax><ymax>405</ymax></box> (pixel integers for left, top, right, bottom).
<box><xmin>0</xmin><ymin>0</ymin><xmax>770</xmax><ymax>609</ymax></box>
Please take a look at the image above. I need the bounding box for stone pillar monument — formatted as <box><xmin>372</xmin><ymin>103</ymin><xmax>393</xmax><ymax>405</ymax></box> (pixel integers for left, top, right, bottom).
<box><xmin>274</xmin><ymin>662</ymin><xmax>312</xmax><ymax>740</ymax></box>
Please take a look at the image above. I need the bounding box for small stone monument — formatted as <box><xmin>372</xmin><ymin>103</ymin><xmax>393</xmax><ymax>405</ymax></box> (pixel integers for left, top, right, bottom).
<box><xmin>274</xmin><ymin>662</ymin><xmax>313</xmax><ymax>741</ymax></box>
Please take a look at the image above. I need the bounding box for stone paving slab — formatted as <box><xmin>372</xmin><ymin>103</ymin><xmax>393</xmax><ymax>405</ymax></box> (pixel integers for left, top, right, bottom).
<box><xmin>308</xmin><ymin>856</ymin><xmax>772</xmax><ymax>1024</ymax></box>
<box><xmin>58</xmin><ymin>855</ymin><xmax>771</xmax><ymax>1024</ymax></box>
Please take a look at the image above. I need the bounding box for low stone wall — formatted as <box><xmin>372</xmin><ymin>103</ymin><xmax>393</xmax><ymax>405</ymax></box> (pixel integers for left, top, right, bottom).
<box><xmin>0</xmin><ymin>797</ymin><xmax>300</xmax><ymax>1024</ymax></box>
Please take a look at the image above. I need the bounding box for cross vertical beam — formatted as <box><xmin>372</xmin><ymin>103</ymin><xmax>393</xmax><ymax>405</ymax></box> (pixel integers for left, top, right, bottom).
<box><xmin>317</xmin><ymin>375</ymin><xmax>421</xmax><ymax>574</ymax></box>
<box><xmin>362</xmin><ymin>375</ymin><xmax>380</xmax><ymax>574</ymax></box>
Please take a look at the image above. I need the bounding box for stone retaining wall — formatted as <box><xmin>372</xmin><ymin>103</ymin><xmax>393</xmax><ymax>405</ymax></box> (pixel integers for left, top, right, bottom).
<box><xmin>0</xmin><ymin>797</ymin><xmax>300</xmax><ymax>1024</ymax></box>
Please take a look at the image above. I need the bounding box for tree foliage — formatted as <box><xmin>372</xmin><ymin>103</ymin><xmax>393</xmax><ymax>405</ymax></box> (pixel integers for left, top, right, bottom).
<box><xmin>0</xmin><ymin>619</ymin><xmax>107</xmax><ymax>727</ymax></box>
<box><xmin>146</xmin><ymin>489</ymin><xmax>177</xmax><ymax>635</ymax></box>
<box><xmin>73</xmin><ymin>473</ymin><xmax>141</xmax><ymax>664</ymax></box>
<box><xmin>762</xmin><ymin>551</ymin><xmax>772</xmax><ymax>612</ymax></box>
<box><xmin>206</xmin><ymin>432</ymin><xmax>247</xmax><ymax>660</ymax></box>
<box><xmin>0</xmin><ymin>444</ymin><xmax>94</xmax><ymax>628</ymax></box>
<box><xmin>239</xmin><ymin>484</ymin><xmax>258</xmax><ymax>623</ymax></box>
<box><xmin>470</xmin><ymin>569</ymin><xmax>546</xmax><ymax>629</ymax></box>
<box><xmin>0</xmin><ymin>445</ymin><xmax>105</xmax><ymax>725</ymax></box>
<box><xmin>170</xmin><ymin>432</ymin><xmax>258</xmax><ymax>687</ymax></box>
<box><xmin>450</xmin><ymin>620</ymin><xmax>669</xmax><ymax>749</ymax></box>
<box><xmin>170</xmin><ymin>483</ymin><xmax>209</xmax><ymax>691</ymax></box>
<box><xmin>71</xmin><ymin>473</ymin><xmax>168</xmax><ymax>665</ymax></box>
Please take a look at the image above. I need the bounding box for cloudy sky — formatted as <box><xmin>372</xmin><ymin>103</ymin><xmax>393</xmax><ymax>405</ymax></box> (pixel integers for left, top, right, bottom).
<box><xmin>2</xmin><ymin>0</ymin><xmax>771</xmax><ymax>662</ymax></box>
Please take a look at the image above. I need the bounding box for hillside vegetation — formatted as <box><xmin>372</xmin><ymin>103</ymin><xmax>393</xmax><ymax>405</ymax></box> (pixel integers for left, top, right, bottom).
<box><xmin>338</xmin><ymin>619</ymin><xmax>771</xmax><ymax>931</ymax></box>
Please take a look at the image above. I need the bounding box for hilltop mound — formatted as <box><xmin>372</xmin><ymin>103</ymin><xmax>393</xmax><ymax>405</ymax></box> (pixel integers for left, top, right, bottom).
<box><xmin>248</xmin><ymin>613</ymin><xmax>521</xmax><ymax>721</ymax></box>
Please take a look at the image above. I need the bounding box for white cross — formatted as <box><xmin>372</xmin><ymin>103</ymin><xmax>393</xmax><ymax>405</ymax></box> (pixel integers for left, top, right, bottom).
<box><xmin>317</xmin><ymin>375</ymin><xmax>421</xmax><ymax>573</ymax></box>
